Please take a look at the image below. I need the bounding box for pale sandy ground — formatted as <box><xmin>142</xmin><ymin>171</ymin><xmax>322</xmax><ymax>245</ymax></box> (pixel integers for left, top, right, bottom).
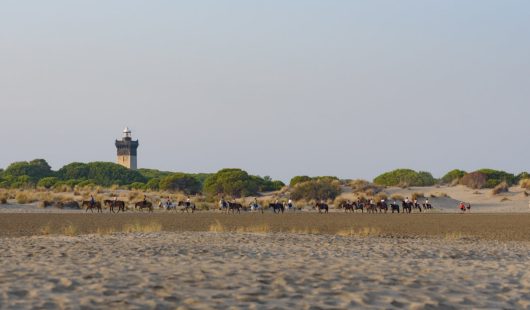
<box><xmin>1</xmin><ymin>232</ymin><xmax>530</xmax><ymax>309</ymax></box>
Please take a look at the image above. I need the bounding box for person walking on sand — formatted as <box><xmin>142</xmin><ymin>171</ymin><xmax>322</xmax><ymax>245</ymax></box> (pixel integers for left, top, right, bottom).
<box><xmin>467</xmin><ymin>203</ymin><xmax>471</xmax><ymax>212</ymax></box>
<box><xmin>459</xmin><ymin>202</ymin><xmax>466</xmax><ymax>213</ymax></box>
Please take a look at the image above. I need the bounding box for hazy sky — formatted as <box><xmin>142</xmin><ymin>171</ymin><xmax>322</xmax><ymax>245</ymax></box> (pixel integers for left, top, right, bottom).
<box><xmin>1</xmin><ymin>1</ymin><xmax>529</xmax><ymax>181</ymax></box>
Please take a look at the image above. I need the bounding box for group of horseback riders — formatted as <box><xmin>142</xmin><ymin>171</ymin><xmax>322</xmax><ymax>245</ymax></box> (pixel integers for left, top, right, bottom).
<box><xmin>219</xmin><ymin>197</ymin><xmax>296</xmax><ymax>214</ymax></box>
<box><xmin>339</xmin><ymin>197</ymin><xmax>433</xmax><ymax>214</ymax></box>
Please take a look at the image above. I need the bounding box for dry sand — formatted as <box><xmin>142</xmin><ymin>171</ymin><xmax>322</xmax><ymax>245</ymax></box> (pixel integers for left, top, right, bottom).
<box><xmin>1</xmin><ymin>232</ymin><xmax>530</xmax><ymax>309</ymax></box>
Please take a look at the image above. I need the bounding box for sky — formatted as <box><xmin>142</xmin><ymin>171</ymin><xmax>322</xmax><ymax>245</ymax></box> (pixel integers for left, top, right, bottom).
<box><xmin>1</xmin><ymin>1</ymin><xmax>529</xmax><ymax>182</ymax></box>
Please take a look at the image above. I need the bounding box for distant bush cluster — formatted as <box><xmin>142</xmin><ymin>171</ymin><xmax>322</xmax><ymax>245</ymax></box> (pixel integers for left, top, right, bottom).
<box><xmin>0</xmin><ymin>159</ymin><xmax>284</xmax><ymax>198</ymax></box>
<box><xmin>373</xmin><ymin>169</ymin><xmax>436</xmax><ymax>187</ymax></box>
<box><xmin>289</xmin><ymin>176</ymin><xmax>342</xmax><ymax>201</ymax></box>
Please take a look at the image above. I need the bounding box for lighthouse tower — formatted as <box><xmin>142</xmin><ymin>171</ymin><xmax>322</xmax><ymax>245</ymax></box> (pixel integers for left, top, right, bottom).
<box><xmin>115</xmin><ymin>127</ymin><xmax>139</xmax><ymax>170</ymax></box>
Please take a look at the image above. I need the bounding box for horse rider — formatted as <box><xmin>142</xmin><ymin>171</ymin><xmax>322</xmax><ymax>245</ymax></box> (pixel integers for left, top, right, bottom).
<box><xmin>90</xmin><ymin>195</ymin><xmax>95</xmax><ymax>207</ymax></box>
<box><xmin>405</xmin><ymin>197</ymin><xmax>410</xmax><ymax>204</ymax></box>
<box><xmin>143</xmin><ymin>195</ymin><xmax>147</xmax><ymax>205</ymax></box>
<box><xmin>288</xmin><ymin>199</ymin><xmax>293</xmax><ymax>209</ymax></box>
<box><xmin>186</xmin><ymin>196</ymin><xmax>191</xmax><ymax>207</ymax></box>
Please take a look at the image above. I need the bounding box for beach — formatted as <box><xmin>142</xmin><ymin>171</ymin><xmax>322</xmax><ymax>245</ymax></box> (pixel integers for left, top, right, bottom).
<box><xmin>1</xmin><ymin>232</ymin><xmax>530</xmax><ymax>309</ymax></box>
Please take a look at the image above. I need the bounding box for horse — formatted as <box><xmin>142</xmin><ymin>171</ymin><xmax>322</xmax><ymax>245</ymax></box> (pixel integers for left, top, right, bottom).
<box><xmin>82</xmin><ymin>200</ymin><xmax>102</xmax><ymax>213</ymax></box>
<box><xmin>365</xmin><ymin>202</ymin><xmax>377</xmax><ymax>214</ymax></box>
<box><xmin>390</xmin><ymin>202</ymin><xmax>400</xmax><ymax>213</ymax></box>
<box><xmin>104</xmin><ymin>200</ymin><xmax>126</xmax><ymax>213</ymax></box>
<box><xmin>339</xmin><ymin>201</ymin><xmax>355</xmax><ymax>213</ymax></box>
<box><xmin>249</xmin><ymin>203</ymin><xmax>264</xmax><ymax>214</ymax></box>
<box><xmin>377</xmin><ymin>201</ymin><xmax>388</xmax><ymax>213</ymax></box>
<box><xmin>226</xmin><ymin>202</ymin><xmax>242</xmax><ymax>214</ymax></box>
<box><xmin>315</xmin><ymin>202</ymin><xmax>329</xmax><ymax>214</ymax></box>
<box><xmin>269</xmin><ymin>203</ymin><xmax>285</xmax><ymax>214</ymax></box>
<box><xmin>402</xmin><ymin>201</ymin><xmax>412</xmax><ymax>214</ymax></box>
<box><xmin>135</xmin><ymin>201</ymin><xmax>153</xmax><ymax>212</ymax></box>
<box><xmin>353</xmin><ymin>202</ymin><xmax>364</xmax><ymax>213</ymax></box>
<box><xmin>177</xmin><ymin>201</ymin><xmax>196</xmax><ymax>213</ymax></box>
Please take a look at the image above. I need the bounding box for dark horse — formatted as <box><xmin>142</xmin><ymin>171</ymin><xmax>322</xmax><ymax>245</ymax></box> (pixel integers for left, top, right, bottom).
<box><xmin>226</xmin><ymin>202</ymin><xmax>242</xmax><ymax>214</ymax></box>
<box><xmin>402</xmin><ymin>201</ymin><xmax>412</xmax><ymax>214</ymax></box>
<box><xmin>178</xmin><ymin>201</ymin><xmax>196</xmax><ymax>213</ymax></box>
<box><xmin>269</xmin><ymin>203</ymin><xmax>285</xmax><ymax>214</ymax></box>
<box><xmin>315</xmin><ymin>202</ymin><xmax>329</xmax><ymax>214</ymax></box>
<box><xmin>104</xmin><ymin>200</ymin><xmax>126</xmax><ymax>213</ymax></box>
<box><xmin>353</xmin><ymin>202</ymin><xmax>364</xmax><ymax>213</ymax></box>
<box><xmin>339</xmin><ymin>201</ymin><xmax>354</xmax><ymax>213</ymax></box>
<box><xmin>390</xmin><ymin>202</ymin><xmax>400</xmax><ymax>213</ymax></box>
<box><xmin>135</xmin><ymin>201</ymin><xmax>153</xmax><ymax>212</ymax></box>
<box><xmin>365</xmin><ymin>202</ymin><xmax>377</xmax><ymax>214</ymax></box>
<box><xmin>377</xmin><ymin>201</ymin><xmax>388</xmax><ymax>213</ymax></box>
<box><xmin>82</xmin><ymin>201</ymin><xmax>102</xmax><ymax>213</ymax></box>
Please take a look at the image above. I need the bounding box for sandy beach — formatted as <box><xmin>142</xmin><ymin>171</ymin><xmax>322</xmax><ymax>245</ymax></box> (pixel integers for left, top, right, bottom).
<box><xmin>1</xmin><ymin>232</ymin><xmax>530</xmax><ymax>309</ymax></box>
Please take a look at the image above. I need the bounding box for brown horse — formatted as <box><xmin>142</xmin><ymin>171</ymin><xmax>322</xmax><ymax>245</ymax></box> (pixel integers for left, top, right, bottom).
<box><xmin>104</xmin><ymin>200</ymin><xmax>126</xmax><ymax>213</ymax></box>
<box><xmin>339</xmin><ymin>201</ymin><xmax>354</xmax><ymax>213</ymax></box>
<box><xmin>315</xmin><ymin>202</ymin><xmax>329</xmax><ymax>214</ymax></box>
<box><xmin>135</xmin><ymin>201</ymin><xmax>153</xmax><ymax>212</ymax></box>
<box><xmin>82</xmin><ymin>201</ymin><xmax>102</xmax><ymax>213</ymax></box>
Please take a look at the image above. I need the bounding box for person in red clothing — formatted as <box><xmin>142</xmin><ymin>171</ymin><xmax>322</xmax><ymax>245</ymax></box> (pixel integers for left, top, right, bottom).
<box><xmin>459</xmin><ymin>202</ymin><xmax>466</xmax><ymax>213</ymax></box>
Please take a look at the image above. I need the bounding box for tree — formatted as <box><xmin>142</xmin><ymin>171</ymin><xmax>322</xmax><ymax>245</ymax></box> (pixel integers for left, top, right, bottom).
<box><xmin>373</xmin><ymin>169</ymin><xmax>436</xmax><ymax>187</ymax></box>
<box><xmin>159</xmin><ymin>173</ymin><xmax>202</xmax><ymax>194</ymax></box>
<box><xmin>203</xmin><ymin>169</ymin><xmax>259</xmax><ymax>198</ymax></box>
<box><xmin>4</xmin><ymin>159</ymin><xmax>54</xmax><ymax>183</ymax></box>
<box><xmin>57</xmin><ymin>162</ymin><xmax>146</xmax><ymax>186</ymax></box>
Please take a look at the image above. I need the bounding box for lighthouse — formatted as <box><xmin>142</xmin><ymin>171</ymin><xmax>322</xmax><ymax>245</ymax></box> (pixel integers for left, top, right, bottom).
<box><xmin>115</xmin><ymin>127</ymin><xmax>139</xmax><ymax>170</ymax></box>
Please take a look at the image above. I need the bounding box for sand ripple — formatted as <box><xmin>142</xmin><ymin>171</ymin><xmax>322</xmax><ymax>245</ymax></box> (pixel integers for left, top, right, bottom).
<box><xmin>1</xmin><ymin>233</ymin><xmax>530</xmax><ymax>309</ymax></box>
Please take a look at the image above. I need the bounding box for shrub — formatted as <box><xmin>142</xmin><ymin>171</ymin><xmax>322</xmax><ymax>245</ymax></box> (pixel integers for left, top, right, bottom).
<box><xmin>289</xmin><ymin>176</ymin><xmax>312</xmax><ymax>187</ymax></box>
<box><xmin>15</xmin><ymin>192</ymin><xmax>31</xmax><ymax>204</ymax></box>
<box><xmin>129</xmin><ymin>182</ymin><xmax>146</xmax><ymax>190</ymax></box>
<box><xmin>520</xmin><ymin>179</ymin><xmax>530</xmax><ymax>190</ymax></box>
<box><xmin>460</xmin><ymin>169</ymin><xmax>515</xmax><ymax>189</ymax></box>
<box><xmin>373</xmin><ymin>169</ymin><xmax>436</xmax><ymax>187</ymax></box>
<box><xmin>37</xmin><ymin>177</ymin><xmax>59</xmax><ymax>189</ymax></box>
<box><xmin>290</xmin><ymin>178</ymin><xmax>342</xmax><ymax>201</ymax></box>
<box><xmin>411</xmin><ymin>192</ymin><xmax>424</xmax><ymax>201</ymax></box>
<box><xmin>460</xmin><ymin>172</ymin><xmax>487</xmax><ymax>189</ymax></box>
<box><xmin>0</xmin><ymin>192</ymin><xmax>8</xmax><ymax>204</ymax></box>
<box><xmin>203</xmin><ymin>169</ymin><xmax>259</xmax><ymax>198</ymax></box>
<box><xmin>146</xmin><ymin>178</ymin><xmax>160</xmax><ymax>191</ymax></box>
<box><xmin>159</xmin><ymin>173</ymin><xmax>201</xmax><ymax>194</ymax></box>
<box><xmin>390</xmin><ymin>194</ymin><xmax>404</xmax><ymax>201</ymax></box>
<box><xmin>441</xmin><ymin>169</ymin><xmax>466</xmax><ymax>184</ymax></box>
<box><xmin>350</xmin><ymin>179</ymin><xmax>383</xmax><ymax>195</ymax></box>
<box><xmin>491</xmin><ymin>181</ymin><xmax>509</xmax><ymax>195</ymax></box>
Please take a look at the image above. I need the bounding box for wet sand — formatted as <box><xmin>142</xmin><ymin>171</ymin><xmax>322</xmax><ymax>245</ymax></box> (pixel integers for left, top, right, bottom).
<box><xmin>1</xmin><ymin>232</ymin><xmax>530</xmax><ymax>309</ymax></box>
<box><xmin>1</xmin><ymin>212</ymin><xmax>530</xmax><ymax>241</ymax></box>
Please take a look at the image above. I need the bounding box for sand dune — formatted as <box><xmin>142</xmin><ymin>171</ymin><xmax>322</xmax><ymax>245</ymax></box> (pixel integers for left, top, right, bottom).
<box><xmin>1</xmin><ymin>232</ymin><xmax>530</xmax><ymax>309</ymax></box>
